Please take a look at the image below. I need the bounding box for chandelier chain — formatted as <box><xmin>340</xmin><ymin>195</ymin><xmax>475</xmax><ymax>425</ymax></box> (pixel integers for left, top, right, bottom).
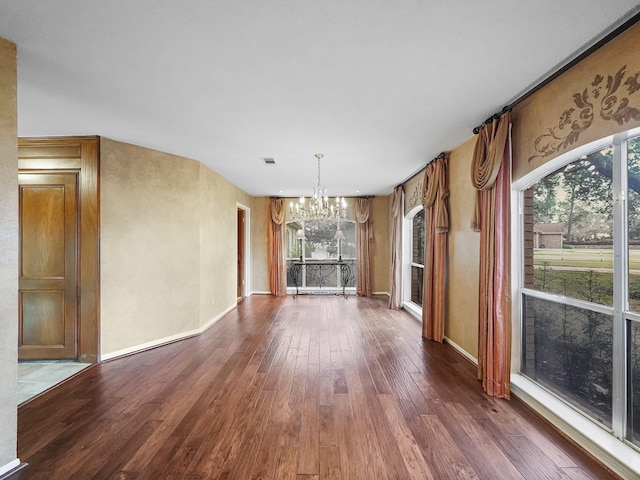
<box><xmin>289</xmin><ymin>153</ymin><xmax>347</xmax><ymax>222</ymax></box>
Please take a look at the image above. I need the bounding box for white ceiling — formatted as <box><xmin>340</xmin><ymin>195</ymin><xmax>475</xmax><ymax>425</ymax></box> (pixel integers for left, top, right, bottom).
<box><xmin>0</xmin><ymin>1</ymin><xmax>639</xmax><ymax>196</ymax></box>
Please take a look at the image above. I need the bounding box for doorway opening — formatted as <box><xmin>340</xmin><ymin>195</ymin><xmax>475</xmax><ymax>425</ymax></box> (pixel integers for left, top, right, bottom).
<box><xmin>237</xmin><ymin>204</ymin><xmax>250</xmax><ymax>300</ymax></box>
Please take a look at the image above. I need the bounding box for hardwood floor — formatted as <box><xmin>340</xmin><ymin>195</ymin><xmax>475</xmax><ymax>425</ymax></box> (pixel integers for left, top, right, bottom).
<box><xmin>18</xmin><ymin>295</ymin><xmax>618</xmax><ymax>479</ymax></box>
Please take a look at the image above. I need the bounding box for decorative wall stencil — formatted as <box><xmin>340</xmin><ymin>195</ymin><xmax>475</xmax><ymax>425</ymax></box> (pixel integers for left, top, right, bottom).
<box><xmin>407</xmin><ymin>181</ymin><xmax>423</xmax><ymax>211</ymax></box>
<box><xmin>528</xmin><ymin>65</ymin><xmax>640</xmax><ymax>163</ymax></box>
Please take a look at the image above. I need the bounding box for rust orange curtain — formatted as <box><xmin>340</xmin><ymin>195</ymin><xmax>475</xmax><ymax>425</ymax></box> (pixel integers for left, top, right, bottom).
<box><xmin>268</xmin><ymin>197</ymin><xmax>287</xmax><ymax>296</ymax></box>
<box><xmin>355</xmin><ymin>197</ymin><xmax>372</xmax><ymax>297</ymax></box>
<box><xmin>389</xmin><ymin>186</ymin><xmax>403</xmax><ymax>309</ymax></box>
<box><xmin>471</xmin><ymin>112</ymin><xmax>512</xmax><ymax>399</ymax></box>
<box><xmin>421</xmin><ymin>155</ymin><xmax>449</xmax><ymax>342</ymax></box>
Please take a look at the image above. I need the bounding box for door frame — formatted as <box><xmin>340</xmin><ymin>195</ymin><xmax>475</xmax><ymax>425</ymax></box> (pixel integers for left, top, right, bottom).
<box><xmin>236</xmin><ymin>203</ymin><xmax>250</xmax><ymax>299</ymax></box>
<box><xmin>18</xmin><ymin>136</ymin><xmax>100</xmax><ymax>363</ymax></box>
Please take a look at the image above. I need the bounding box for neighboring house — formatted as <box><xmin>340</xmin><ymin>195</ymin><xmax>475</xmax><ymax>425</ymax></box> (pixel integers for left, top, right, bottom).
<box><xmin>533</xmin><ymin>222</ymin><xmax>564</xmax><ymax>249</ymax></box>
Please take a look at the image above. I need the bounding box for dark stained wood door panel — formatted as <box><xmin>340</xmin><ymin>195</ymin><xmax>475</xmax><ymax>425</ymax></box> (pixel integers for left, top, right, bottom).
<box><xmin>19</xmin><ymin>172</ymin><xmax>78</xmax><ymax>360</ymax></box>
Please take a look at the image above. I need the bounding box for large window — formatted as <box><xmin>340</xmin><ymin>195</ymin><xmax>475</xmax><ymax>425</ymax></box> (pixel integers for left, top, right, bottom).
<box><xmin>285</xmin><ymin>219</ymin><xmax>356</xmax><ymax>292</ymax></box>
<box><xmin>411</xmin><ymin>209</ymin><xmax>425</xmax><ymax>306</ymax></box>
<box><xmin>519</xmin><ymin>132</ymin><xmax>640</xmax><ymax>447</ymax></box>
<box><xmin>403</xmin><ymin>206</ymin><xmax>425</xmax><ymax>311</ymax></box>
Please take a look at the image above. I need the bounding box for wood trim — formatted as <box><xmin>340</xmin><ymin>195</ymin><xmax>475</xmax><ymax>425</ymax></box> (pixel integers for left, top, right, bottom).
<box><xmin>79</xmin><ymin>138</ymin><xmax>100</xmax><ymax>362</ymax></box>
<box><xmin>18</xmin><ymin>136</ymin><xmax>100</xmax><ymax>363</ymax></box>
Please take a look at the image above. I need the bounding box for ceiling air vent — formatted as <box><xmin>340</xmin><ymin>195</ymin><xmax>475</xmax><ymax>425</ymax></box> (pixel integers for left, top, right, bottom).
<box><xmin>262</xmin><ymin>157</ymin><xmax>276</xmax><ymax>166</ymax></box>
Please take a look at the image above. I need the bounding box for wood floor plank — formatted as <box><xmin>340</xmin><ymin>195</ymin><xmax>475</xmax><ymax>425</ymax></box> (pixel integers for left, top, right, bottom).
<box><xmin>318</xmin><ymin>404</ymin><xmax>336</xmax><ymax>447</ymax></box>
<box><xmin>318</xmin><ymin>446</ymin><xmax>341</xmax><ymax>480</ymax></box>
<box><xmin>434</xmin><ymin>401</ymin><xmax>527</xmax><ymax>480</ymax></box>
<box><xmin>562</xmin><ymin>466</ymin><xmax>601</xmax><ymax>480</ymax></box>
<box><xmin>248</xmin><ymin>418</ymin><xmax>285</xmax><ymax>480</ymax></box>
<box><xmin>478</xmin><ymin>419</ymin><xmax>576</xmax><ymax>480</ymax></box>
<box><xmin>273</xmin><ymin>446</ymin><xmax>299</xmax><ymax>480</ymax></box>
<box><xmin>281</xmin><ymin>372</ymin><xmax>306</xmax><ymax>447</ymax></box>
<box><xmin>183</xmin><ymin>369</ymin><xmax>268</xmax><ymax>477</ymax></box>
<box><xmin>318</xmin><ymin>375</ymin><xmax>334</xmax><ymax>405</ymax></box>
<box><xmin>16</xmin><ymin>296</ymin><xmax>621</xmax><ymax>480</ymax></box>
<box><xmin>377</xmin><ymin>394</ymin><xmax>436</xmax><ymax>480</ymax></box>
<box><xmin>270</xmin><ymin>348</ymin><xmax>299</xmax><ymax>423</ymax></box>
<box><xmin>212</xmin><ymin>388</ymin><xmax>276</xmax><ymax>479</ymax></box>
<box><xmin>96</xmin><ymin>420</ymin><xmax>162</xmax><ymax>479</ymax></box>
<box><xmin>298</xmin><ymin>363</ymin><xmax>320</xmax><ymax>475</ymax></box>
<box><xmin>342</xmin><ymin>367</ymin><xmax>395</xmax><ymax>479</ymax></box>
<box><xmin>419</xmin><ymin>414</ymin><xmax>479</xmax><ymax>479</ymax></box>
<box><xmin>332</xmin><ymin>393</ymin><xmax>359</xmax><ymax>480</ymax></box>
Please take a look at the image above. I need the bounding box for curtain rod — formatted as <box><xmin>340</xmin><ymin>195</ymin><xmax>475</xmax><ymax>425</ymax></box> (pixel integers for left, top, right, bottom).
<box><xmin>472</xmin><ymin>9</ymin><xmax>640</xmax><ymax>134</ymax></box>
<box><xmin>396</xmin><ymin>151</ymin><xmax>447</xmax><ymax>188</ymax></box>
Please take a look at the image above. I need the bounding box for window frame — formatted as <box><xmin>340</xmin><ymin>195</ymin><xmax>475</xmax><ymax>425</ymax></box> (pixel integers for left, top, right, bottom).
<box><xmin>512</xmin><ymin>125</ymin><xmax>640</xmax><ymax>450</ymax></box>
<box><xmin>284</xmin><ymin>218</ymin><xmax>357</xmax><ymax>293</ymax></box>
<box><xmin>403</xmin><ymin>205</ymin><xmax>425</xmax><ymax>317</ymax></box>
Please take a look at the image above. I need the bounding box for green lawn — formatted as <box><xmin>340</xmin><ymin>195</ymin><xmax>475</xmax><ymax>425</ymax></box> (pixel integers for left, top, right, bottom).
<box><xmin>534</xmin><ymin>248</ymin><xmax>640</xmax><ymax>271</ymax></box>
<box><xmin>532</xmin><ymin>248</ymin><xmax>640</xmax><ymax>310</ymax></box>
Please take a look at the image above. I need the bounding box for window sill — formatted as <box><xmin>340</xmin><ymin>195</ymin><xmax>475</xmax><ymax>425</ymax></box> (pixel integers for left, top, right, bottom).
<box><xmin>402</xmin><ymin>302</ymin><xmax>422</xmax><ymax>321</ymax></box>
<box><xmin>510</xmin><ymin>374</ymin><xmax>640</xmax><ymax>479</ymax></box>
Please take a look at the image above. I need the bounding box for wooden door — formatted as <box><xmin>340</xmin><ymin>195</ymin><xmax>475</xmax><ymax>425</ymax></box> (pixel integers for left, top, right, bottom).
<box><xmin>237</xmin><ymin>208</ymin><xmax>245</xmax><ymax>298</ymax></box>
<box><xmin>18</xmin><ymin>172</ymin><xmax>78</xmax><ymax>360</ymax></box>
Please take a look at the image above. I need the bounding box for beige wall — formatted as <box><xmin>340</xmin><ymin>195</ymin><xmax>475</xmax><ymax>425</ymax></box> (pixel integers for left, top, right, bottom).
<box><xmin>0</xmin><ymin>36</ymin><xmax>18</xmax><ymax>471</ymax></box>
<box><xmin>513</xmin><ymin>22</ymin><xmax>640</xmax><ymax>181</ymax></box>
<box><xmin>445</xmin><ymin>139</ymin><xmax>479</xmax><ymax>358</ymax></box>
<box><xmin>371</xmin><ymin>195</ymin><xmax>390</xmax><ymax>295</ymax></box>
<box><xmin>100</xmin><ymin>138</ymin><xmax>251</xmax><ymax>356</ymax></box>
<box><xmin>251</xmin><ymin>197</ymin><xmax>271</xmax><ymax>293</ymax></box>
<box><xmin>198</xmin><ymin>162</ymin><xmax>252</xmax><ymax>325</ymax></box>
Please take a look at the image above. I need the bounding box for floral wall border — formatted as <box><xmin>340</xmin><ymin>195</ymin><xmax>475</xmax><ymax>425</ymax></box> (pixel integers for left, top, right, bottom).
<box><xmin>528</xmin><ymin>65</ymin><xmax>640</xmax><ymax>163</ymax></box>
<box><xmin>407</xmin><ymin>181</ymin><xmax>423</xmax><ymax>212</ymax></box>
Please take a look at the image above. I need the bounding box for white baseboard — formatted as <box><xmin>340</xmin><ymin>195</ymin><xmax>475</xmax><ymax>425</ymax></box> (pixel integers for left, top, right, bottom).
<box><xmin>251</xmin><ymin>291</ymin><xmax>272</xmax><ymax>295</ymax></box>
<box><xmin>443</xmin><ymin>336</ymin><xmax>478</xmax><ymax>366</ymax></box>
<box><xmin>373</xmin><ymin>291</ymin><xmax>390</xmax><ymax>297</ymax></box>
<box><xmin>511</xmin><ymin>374</ymin><xmax>640</xmax><ymax>480</ymax></box>
<box><xmin>0</xmin><ymin>459</ymin><xmax>20</xmax><ymax>477</ymax></box>
<box><xmin>100</xmin><ymin>304</ymin><xmax>237</xmax><ymax>362</ymax></box>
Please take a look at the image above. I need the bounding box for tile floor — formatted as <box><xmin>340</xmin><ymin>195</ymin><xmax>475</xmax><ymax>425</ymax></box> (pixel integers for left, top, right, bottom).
<box><xmin>17</xmin><ymin>362</ymin><xmax>92</xmax><ymax>405</ymax></box>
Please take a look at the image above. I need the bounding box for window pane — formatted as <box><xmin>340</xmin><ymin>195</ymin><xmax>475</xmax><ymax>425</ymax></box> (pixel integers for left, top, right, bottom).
<box><xmin>285</xmin><ymin>218</ymin><xmax>357</xmax><ymax>289</ymax></box>
<box><xmin>527</xmin><ymin>148</ymin><xmax>613</xmax><ymax>305</ymax></box>
<box><xmin>628</xmin><ymin>319</ymin><xmax>640</xmax><ymax>446</ymax></box>
<box><xmin>286</xmin><ymin>221</ymin><xmax>304</xmax><ymax>259</ymax></box>
<box><xmin>627</xmin><ymin>136</ymin><xmax>640</xmax><ymax>312</ymax></box>
<box><xmin>340</xmin><ymin>221</ymin><xmax>356</xmax><ymax>259</ymax></box>
<box><xmin>305</xmin><ymin>219</ymin><xmax>338</xmax><ymax>259</ymax></box>
<box><xmin>413</xmin><ymin>209</ymin><xmax>425</xmax><ymax>266</ymax></box>
<box><xmin>411</xmin><ymin>266</ymin><xmax>423</xmax><ymax>306</ymax></box>
<box><xmin>286</xmin><ymin>259</ymin><xmax>297</xmax><ymax>287</ymax></box>
<box><xmin>522</xmin><ymin>294</ymin><xmax>612</xmax><ymax>428</ymax></box>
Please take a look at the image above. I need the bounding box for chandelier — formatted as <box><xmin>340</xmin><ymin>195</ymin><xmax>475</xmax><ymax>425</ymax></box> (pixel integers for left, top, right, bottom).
<box><xmin>289</xmin><ymin>153</ymin><xmax>347</xmax><ymax>222</ymax></box>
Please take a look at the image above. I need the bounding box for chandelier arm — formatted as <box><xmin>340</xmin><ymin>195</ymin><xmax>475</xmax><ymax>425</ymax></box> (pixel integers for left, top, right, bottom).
<box><xmin>289</xmin><ymin>153</ymin><xmax>346</xmax><ymax>222</ymax></box>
